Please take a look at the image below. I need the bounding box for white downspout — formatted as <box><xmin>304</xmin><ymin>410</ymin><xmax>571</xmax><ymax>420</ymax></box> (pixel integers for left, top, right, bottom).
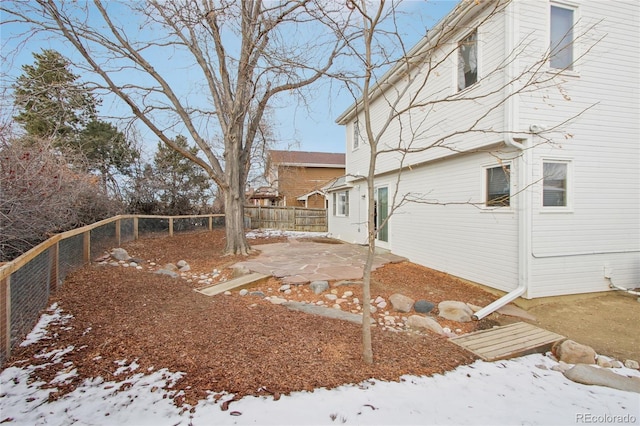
<box><xmin>474</xmin><ymin>0</ymin><xmax>530</xmax><ymax>320</ymax></box>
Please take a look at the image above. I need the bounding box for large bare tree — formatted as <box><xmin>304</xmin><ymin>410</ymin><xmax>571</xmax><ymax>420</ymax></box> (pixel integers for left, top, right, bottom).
<box><xmin>2</xmin><ymin>0</ymin><xmax>346</xmax><ymax>254</ymax></box>
<box><xmin>327</xmin><ymin>0</ymin><xmax>600</xmax><ymax>363</ymax></box>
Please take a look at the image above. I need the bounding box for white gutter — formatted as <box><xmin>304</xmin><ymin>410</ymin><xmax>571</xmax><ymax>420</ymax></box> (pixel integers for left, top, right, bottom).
<box><xmin>474</xmin><ymin>0</ymin><xmax>529</xmax><ymax>320</ymax></box>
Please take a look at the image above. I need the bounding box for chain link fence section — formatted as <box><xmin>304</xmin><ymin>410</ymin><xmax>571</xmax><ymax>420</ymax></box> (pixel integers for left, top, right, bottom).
<box><xmin>8</xmin><ymin>248</ymin><xmax>53</xmax><ymax>354</ymax></box>
<box><xmin>0</xmin><ymin>214</ymin><xmax>225</xmax><ymax>366</ymax></box>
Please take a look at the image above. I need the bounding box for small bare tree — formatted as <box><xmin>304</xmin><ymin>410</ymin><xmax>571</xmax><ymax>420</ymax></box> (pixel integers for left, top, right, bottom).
<box><xmin>324</xmin><ymin>0</ymin><xmax>600</xmax><ymax>363</ymax></box>
<box><xmin>2</xmin><ymin>0</ymin><xmax>347</xmax><ymax>255</ymax></box>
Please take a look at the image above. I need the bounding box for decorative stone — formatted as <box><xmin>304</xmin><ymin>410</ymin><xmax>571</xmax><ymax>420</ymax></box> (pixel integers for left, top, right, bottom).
<box><xmin>279</xmin><ymin>284</ymin><xmax>291</xmax><ymax>292</ymax></box>
<box><xmin>179</xmin><ymin>264</ymin><xmax>191</xmax><ymax>272</ymax></box>
<box><xmin>310</xmin><ymin>281</ymin><xmax>329</xmax><ymax>294</ymax></box>
<box><xmin>551</xmin><ymin>361</ymin><xmax>572</xmax><ymax>373</ymax></box>
<box><xmin>154</xmin><ymin>269</ymin><xmax>178</xmax><ymax>278</ymax></box>
<box><xmin>111</xmin><ymin>248</ymin><xmax>130</xmax><ymax>261</ymax></box>
<box><xmin>224</xmin><ymin>291</ymin><xmax>232</xmax><ymax>295</ymax></box>
<box><xmin>389</xmin><ymin>294</ymin><xmax>415</xmax><ymax>313</ymax></box>
<box><xmin>624</xmin><ymin>360</ymin><xmax>640</xmax><ymax>369</ymax></box>
<box><xmin>176</xmin><ymin>260</ymin><xmax>188</xmax><ymax>268</ymax></box>
<box><xmin>268</xmin><ymin>297</ymin><xmax>287</xmax><ymax>305</ymax></box>
<box><xmin>597</xmin><ymin>356</ymin><xmax>613</xmax><ymax>368</ymax></box>
<box><xmin>342</xmin><ymin>291</ymin><xmax>354</xmax><ymax>298</ymax></box>
<box><xmin>438</xmin><ymin>301</ymin><xmax>473</xmax><ymax>322</ymax></box>
<box><xmin>376</xmin><ymin>301</ymin><xmax>387</xmax><ymax>309</ymax></box>
<box><xmin>232</xmin><ymin>266</ymin><xmax>251</xmax><ymax>278</ymax></box>
<box><xmin>163</xmin><ymin>263</ymin><xmax>178</xmax><ymax>272</ymax></box>
<box><xmin>324</xmin><ymin>294</ymin><xmax>338</xmax><ymax>301</ymax></box>
<box><xmin>239</xmin><ymin>289</ymin><xmax>249</xmax><ymax>296</ymax></box>
<box><xmin>611</xmin><ymin>360</ymin><xmax>623</xmax><ymax>368</ymax></box>
<box><xmin>406</xmin><ymin>315</ymin><xmax>444</xmax><ymax>335</ymax></box>
<box><xmin>552</xmin><ymin>340</ymin><xmax>596</xmax><ymax>365</ymax></box>
<box><xmin>414</xmin><ymin>300</ymin><xmax>435</xmax><ymax>314</ymax></box>
<box><xmin>374</xmin><ymin>296</ymin><xmax>385</xmax><ymax>304</ymax></box>
<box><xmin>564</xmin><ymin>364</ymin><xmax>640</xmax><ymax>393</ymax></box>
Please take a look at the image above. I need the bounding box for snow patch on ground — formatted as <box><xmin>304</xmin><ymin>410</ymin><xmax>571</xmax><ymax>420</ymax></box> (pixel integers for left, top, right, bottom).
<box><xmin>2</xmin><ymin>296</ymin><xmax>639</xmax><ymax>425</ymax></box>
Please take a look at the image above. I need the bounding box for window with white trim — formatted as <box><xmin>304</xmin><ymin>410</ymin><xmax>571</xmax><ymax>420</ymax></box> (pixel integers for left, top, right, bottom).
<box><xmin>543</xmin><ymin>161</ymin><xmax>569</xmax><ymax>207</ymax></box>
<box><xmin>458</xmin><ymin>30</ymin><xmax>478</xmax><ymax>91</ymax></box>
<box><xmin>550</xmin><ymin>4</ymin><xmax>574</xmax><ymax>70</ymax></box>
<box><xmin>333</xmin><ymin>190</ymin><xmax>349</xmax><ymax>216</ymax></box>
<box><xmin>486</xmin><ymin>165</ymin><xmax>510</xmax><ymax>207</ymax></box>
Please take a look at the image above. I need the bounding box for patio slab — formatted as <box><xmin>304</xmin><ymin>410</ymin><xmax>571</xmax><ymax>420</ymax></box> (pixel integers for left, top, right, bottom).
<box><xmin>234</xmin><ymin>239</ymin><xmax>406</xmax><ymax>284</ymax></box>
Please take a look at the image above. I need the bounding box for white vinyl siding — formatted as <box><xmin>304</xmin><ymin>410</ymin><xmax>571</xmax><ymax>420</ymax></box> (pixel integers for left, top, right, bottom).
<box><xmin>333</xmin><ymin>0</ymin><xmax>639</xmax><ymax>298</ymax></box>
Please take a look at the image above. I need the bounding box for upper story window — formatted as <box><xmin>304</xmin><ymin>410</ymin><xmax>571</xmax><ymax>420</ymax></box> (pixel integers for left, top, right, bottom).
<box><xmin>550</xmin><ymin>5</ymin><xmax>574</xmax><ymax>70</ymax></box>
<box><xmin>543</xmin><ymin>161</ymin><xmax>569</xmax><ymax>207</ymax></box>
<box><xmin>458</xmin><ymin>30</ymin><xmax>478</xmax><ymax>91</ymax></box>
<box><xmin>353</xmin><ymin>119</ymin><xmax>360</xmax><ymax>150</ymax></box>
<box><xmin>486</xmin><ymin>165</ymin><xmax>510</xmax><ymax>207</ymax></box>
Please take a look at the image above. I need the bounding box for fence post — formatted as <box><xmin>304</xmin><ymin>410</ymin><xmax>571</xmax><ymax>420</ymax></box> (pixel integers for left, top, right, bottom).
<box><xmin>1</xmin><ymin>275</ymin><xmax>10</xmax><ymax>364</ymax></box>
<box><xmin>83</xmin><ymin>230</ymin><xmax>90</xmax><ymax>263</ymax></box>
<box><xmin>169</xmin><ymin>217</ymin><xmax>174</xmax><ymax>237</ymax></box>
<box><xmin>208</xmin><ymin>215</ymin><xmax>213</xmax><ymax>231</ymax></box>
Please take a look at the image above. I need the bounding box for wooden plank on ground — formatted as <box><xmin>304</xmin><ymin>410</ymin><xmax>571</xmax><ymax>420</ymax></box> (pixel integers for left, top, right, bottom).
<box><xmin>195</xmin><ymin>272</ymin><xmax>270</xmax><ymax>296</ymax></box>
<box><xmin>449</xmin><ymin>322</ymin><xmax>564</xmax><ymax>362</ymax></box>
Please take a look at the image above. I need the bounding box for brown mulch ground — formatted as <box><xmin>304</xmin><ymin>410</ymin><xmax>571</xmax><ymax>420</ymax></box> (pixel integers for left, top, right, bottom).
<box><xmin>6</xmin><ymin>229</ymin><xmax>500</xmax><ymax>408</ymax></box>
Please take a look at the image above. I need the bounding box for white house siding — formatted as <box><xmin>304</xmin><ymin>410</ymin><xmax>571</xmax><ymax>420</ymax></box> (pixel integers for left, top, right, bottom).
<box><xmin>326</xmin><ymin>185</ymin><xmax>368</xmax><ymax>245</ymax></box>
<box><xmin>345</xmin><ymin>3</ymin><xmax>510</xmax><ymax>183</ymax></box>
<box><xmin>516</xmin><ymin>0</ymin><xmax>640</xmax><ymax>297</ymax></box>
<box><xmin>377</xmin><ymin>150</ymin><xmax>521</xmax><ymax>293</ymax></box>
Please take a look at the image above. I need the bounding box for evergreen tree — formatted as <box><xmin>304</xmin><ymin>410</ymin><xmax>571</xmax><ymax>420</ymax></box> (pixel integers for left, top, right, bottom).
<box><xmin>153</xmin><ymin>136</ymin><xmax>212</xmax><ymax>215</ymax></box>
<box><xmin>13</xmin><ymin>49</ymin><xmax>96</xmax><ymax>141</ymax></box>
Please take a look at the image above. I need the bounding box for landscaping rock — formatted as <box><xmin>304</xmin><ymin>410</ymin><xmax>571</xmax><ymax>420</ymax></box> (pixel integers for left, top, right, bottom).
<box><xmin>624</xmin><ymin>360</ymin><xmax>639</xmax><ymax>369</ymax></box>
<box><xmin>334</xmin><ymin>280</ymin><xmax>362</xmax><ymax>287</ymax></box>
<box><xmin>268</xmin><ymin>297</ymin><xmax>288</xmax><ymax>305</ymax></box>
<box><xmin>406</xmin><ymin>315</ymin><xmax>444</xmax><ymax>335</ymax></box>
<box><xmin>324</xmin><ymin>294</ymin><xmax>338</xmax><ymax>301</ymax></box>
<box><xmin>176</xmin><ymin>260</ymin><xmax>188</xmax><ymax>268</ymax></box>
<box><xmin>179</xmin><ymin>264</ymin><xmax>191</xmax><ymax>272</ymax></box>
<box><xmin>279</xmin><ymin>284</ymin><xmax>291</xmax><ymax>292</ymax></box>
<box><xmin>232</xmin><ymin>266</ymin><xmax>251</xmax><ymax>278</ymax></box>
<box><xmin>163</xmin><ymin>263</ymin><xmax>178</xmax><ymax>272</ymax></box>
<box><xmin>552</xmin><ymin>340</ymin><xmax>596</xmax><ymax>365</ymax></box>
<box><xmin>564</xmin><ymin>364</ymin><xmax>640</xmax><ymax>393</ymax></box>
<box><xmin>414</xmin><ymin>300</ymin><xmax>435</xmax><ymax>314</ymax></box>
<box><xmin>438</xmin><ymin>301</ymin><xmax>473</xmax><ymax>322</ymax></box>
<box><xmin>154</xmin><ymin>269</ymin><xmax>179</xmax><ymax>278</ymax></box>
<box><xmin>310</xmin><ymin>280</ymin><xmax>330</xmax><ymax>294</ymax></box>
<box><xmin>597</xmin><ymin>356</ymin><xmax>613</xmax><ymax>368</ymax></box>
<box><xmin>111</xmin><ymin>248</ymin><xmax>130</xmax><ymax>261</ymax></box>
<box><xmin>389</xmin><ymin>294</ymin><xmax>415</xmax><ymax>313</ymax></box>
<box><xmin>239</xmin><ymin>289</ymin><xmax>249</xmax><ymax>296</ymax></box>
<box><xmin>250</xmin><ymin>291</ymin><xmax>265</xmax><ymax>298</ymax></box>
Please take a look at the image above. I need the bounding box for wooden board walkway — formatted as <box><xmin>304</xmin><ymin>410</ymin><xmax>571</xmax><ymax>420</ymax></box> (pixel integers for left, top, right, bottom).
<box><xmin>195</xmin><ymin>272</ymin><xmax>270</xmax><ymax>297</ymax></box>
<box><xmin>449</xmin><ymin>322</ymin><xmax>565</xmax><ymax>362</ymax></box>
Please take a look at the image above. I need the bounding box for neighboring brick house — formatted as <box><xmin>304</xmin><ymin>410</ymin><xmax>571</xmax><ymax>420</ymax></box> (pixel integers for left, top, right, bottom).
<box><xmin>264</xmin><ymin>150</ymin><xmax>345</xmax><ymax>208</ymax></box>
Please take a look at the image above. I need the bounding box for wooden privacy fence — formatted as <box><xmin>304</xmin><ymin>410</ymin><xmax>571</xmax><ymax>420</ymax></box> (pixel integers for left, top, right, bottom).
<box><xmin>0</xmin><ymin>213</ymin><xmax>227</xmax><ymax>366</ymax></box>
<box><xmin>244</xmin><ymin>205</ymin><xmax>327</xmax><ymax>232</ymax></box>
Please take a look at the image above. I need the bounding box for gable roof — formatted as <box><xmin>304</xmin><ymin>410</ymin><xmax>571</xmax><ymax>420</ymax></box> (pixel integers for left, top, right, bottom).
<box><xmin>268</xmin><ymin>150</ymin><xmax>345</xmax><ymax>168</ymax></box>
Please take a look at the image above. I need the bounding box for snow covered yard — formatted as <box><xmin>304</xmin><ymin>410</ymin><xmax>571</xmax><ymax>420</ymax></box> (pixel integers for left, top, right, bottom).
<box><xmin>1</xmin><ymin>304</ymin><xmax>638</xmax><ymax>426</ymax></box>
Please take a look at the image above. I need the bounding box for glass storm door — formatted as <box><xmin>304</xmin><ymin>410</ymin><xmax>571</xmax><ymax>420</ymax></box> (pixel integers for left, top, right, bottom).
<box><xmin>375</xmin><ymin>187</ymin><xmax>389</xmax><ymax>243</ymax></box>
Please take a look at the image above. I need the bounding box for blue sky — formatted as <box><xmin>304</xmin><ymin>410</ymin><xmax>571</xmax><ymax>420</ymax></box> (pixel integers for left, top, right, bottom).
<box><xmin>1</xmin><ymin>1</ymin><xmax>457</xmax><ymax>157</ymax></box>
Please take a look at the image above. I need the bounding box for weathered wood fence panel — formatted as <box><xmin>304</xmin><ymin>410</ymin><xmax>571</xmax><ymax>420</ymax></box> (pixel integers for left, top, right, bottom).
<box><xmin>244</xmin><ymin>206</ymin><xmax>327</xmax><ymax>232</ymax></box>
